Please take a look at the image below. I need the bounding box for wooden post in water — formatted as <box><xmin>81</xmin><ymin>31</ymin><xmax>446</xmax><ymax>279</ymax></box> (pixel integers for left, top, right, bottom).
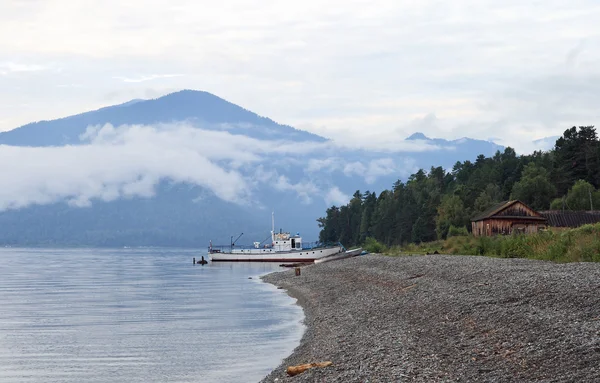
<box><xmin>295</xmin><ymin>267</ymin><xmax>301</xmax><ymax>276</ymax></box>
<box><xmin>193</xmin><ymin>257</ymin><xmax>196</xmax><ymax>265</ymax></box>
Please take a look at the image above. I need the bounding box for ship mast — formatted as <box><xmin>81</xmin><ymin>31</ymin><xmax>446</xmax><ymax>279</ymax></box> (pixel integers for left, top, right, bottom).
<box><xmin>271</xmin><ymin>211</ymin><xmax>275</xmax><ymax>243</ymax></box>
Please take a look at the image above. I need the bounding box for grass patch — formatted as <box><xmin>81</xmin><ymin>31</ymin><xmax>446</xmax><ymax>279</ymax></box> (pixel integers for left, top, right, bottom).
<box><xmin>387</xmin><ymin>223</ymin><xmax>600</xmax><ymax>262</ymax></box>
<box><xmin>363</xmin><ymin>237</ymin><xmax>388</xmax><ymax>254</ymax></box>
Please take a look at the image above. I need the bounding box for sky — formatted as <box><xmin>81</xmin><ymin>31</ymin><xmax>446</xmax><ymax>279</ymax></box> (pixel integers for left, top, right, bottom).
<box><xmin>1</xmin><ymin>0</ymin><xmax>600</xmax><ymax>153</ymax></box>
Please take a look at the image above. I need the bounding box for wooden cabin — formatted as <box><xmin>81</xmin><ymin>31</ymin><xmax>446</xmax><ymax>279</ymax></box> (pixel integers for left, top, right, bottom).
<box><xmin>471</xmin><ymin>200</ymin><xmax>547</xmax><ymax>237</ymax></box>
<box><xmin>538</xmin><ymin>210</ymin><xmax>600</xmax><ymax>229</ymax></box>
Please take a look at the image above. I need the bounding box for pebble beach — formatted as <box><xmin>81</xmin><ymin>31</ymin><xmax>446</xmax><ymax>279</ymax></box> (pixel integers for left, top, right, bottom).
<box><xmin>260</xmin><ymin>254</ymin><xmax>600</xmax><ymax>382</ymax></box>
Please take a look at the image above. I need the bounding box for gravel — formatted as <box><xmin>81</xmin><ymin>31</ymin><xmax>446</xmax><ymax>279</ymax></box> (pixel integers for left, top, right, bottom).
<box><xmin>259</xmin><ymin>254</ymin><xmax>600</xmax><ymax>382</ymax></box>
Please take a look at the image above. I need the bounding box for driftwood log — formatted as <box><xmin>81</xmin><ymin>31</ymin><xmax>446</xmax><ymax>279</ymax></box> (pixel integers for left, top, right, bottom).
<box><xmin>286</xmin><ymin>361</ymin><xmax>333</xmax><ymax>376</ymax></box>
<box><xmin>279</xmin><ymin>262</ymin><xmax>312</xmax><ymax>268</ymax></box>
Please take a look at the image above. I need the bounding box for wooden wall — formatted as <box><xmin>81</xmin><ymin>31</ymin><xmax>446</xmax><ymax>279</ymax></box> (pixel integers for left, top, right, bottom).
<box><xmin>472</xmin><ymin>219</ymin><xmax>546</xmax><ymax>237</ymax></box>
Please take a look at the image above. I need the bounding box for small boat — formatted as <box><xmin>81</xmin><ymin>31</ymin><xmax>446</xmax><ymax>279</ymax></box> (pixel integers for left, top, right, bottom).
<box><xmin>209</xmin><ymin>213</ymin><xmax>344</xmax><ymax>262</ymax></box>
<box><xmin>314</xmin><ymin>247</ymin><xmax>363</xmax><ymax>264</ymax></box>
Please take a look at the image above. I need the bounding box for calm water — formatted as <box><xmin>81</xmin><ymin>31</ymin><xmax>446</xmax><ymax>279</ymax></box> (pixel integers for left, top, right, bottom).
<box><xmin>0</xmin><ymin>248</ymin><xmax>304</xmax><ymax>383</ymax></box>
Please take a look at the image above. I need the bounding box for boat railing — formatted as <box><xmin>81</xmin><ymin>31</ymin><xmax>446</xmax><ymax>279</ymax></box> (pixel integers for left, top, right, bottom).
<box><xmin>209</xmin><ymin>244</ymin><xmax>265</xmax><ymax>253</ymax></box>
<box><xmin>208</xmin><ymin>241</ymin><xmax>343</xmax><ymax>253</ymax></box>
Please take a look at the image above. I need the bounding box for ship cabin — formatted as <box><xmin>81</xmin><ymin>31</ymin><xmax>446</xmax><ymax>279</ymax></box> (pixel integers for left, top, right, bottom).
<box><xmin>272</xmin><ymin>231</ymin><xmax>303</xmax><ymax>252</ymax></box>
<box><xmin>222</xmin><ymin>230</ymin><xmax>303</xmax><ymax>254</ymax></box>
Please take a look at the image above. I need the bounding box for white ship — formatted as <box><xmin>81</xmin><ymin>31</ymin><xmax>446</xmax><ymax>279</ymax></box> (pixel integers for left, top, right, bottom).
<box><xmin>209</xmin><ymin>213</ymin><xmax>344</xmax><ymax>262</ymax></box>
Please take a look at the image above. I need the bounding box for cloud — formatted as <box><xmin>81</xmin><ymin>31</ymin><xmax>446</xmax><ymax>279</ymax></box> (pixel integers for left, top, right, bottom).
<box><xmin>57</xmin><ymin>83</ymin><xmax>83</xmax><ymax>88</ymax></box>
<box><xmin>113</xmin><ymin>74</ymin><xmax>184</xmax><ymax>83</ymax></box>
<box><xmin>0</xmin><ymin>122</ymin><xmax>389</xmax><ymax>211</ymax></box>
<box><xmin>346</xmin><ymin>159</ymin><xmax>386</xmax><ymax>184</ymax></box>
<box><xmin>2</xmin><ymin>1</ymin><xmax>600</xmax><ymax>150</ymax></box>
<box><xmin>306</xmin><ymin>154</ymin><xmax>421</xmax><ymax>184</ymax></box>
<box><xmin>0</xmin><ymin>124</ymin><xmax>254</xmax><ymax>210</ymax></box>
<box><xmin>244</xmin><ymin>164</ymin><xmax>321</xmax><ymax>204</ymax></box>
<box><xmin>0</xmin><ymin>61</ymin><xmax>46</xmax><ymax>75</ymax></box>
<box><xmin>273</xmin><ymin>175</ymin><xmax>319</xmax><ymax>204</ymax></box>
<box><xmin>331</xmin><ymin>135</ymin><xmax>444</xmax><ymax>153</ymax></box>
<box><xmin>343</xmin><ymin>162</ymin><xmax>367</xmax><ymax>179</ymax></box>
<box><xmin>306</xmin><ymin>157</ymin><xmax>343</xmax><ymax>173</ymax></box>
<box><xmin>478</xmin><ymin>72</ymin><xmax>600</xmax><ymax>153</ymax></box>
<box><xmin>343</xmin><ymin>158</ymin><xmax>418</xmax><ymax>184</ymax></box>
<box><xmin>565</xmin><ymin>40</ymin><xmax>586</xmax><ymax>69</ymax></box>
<box><xmin>325</xmin><ymin>187</ymin><xmax>351</xmax><ymax>207</ymax></box>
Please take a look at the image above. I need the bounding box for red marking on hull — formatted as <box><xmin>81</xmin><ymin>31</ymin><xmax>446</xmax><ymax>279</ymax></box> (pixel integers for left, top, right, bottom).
<box><xmin>211</xmin><ymin>258</ymin><xmax>317</xmax><ymax>262</ymax></box>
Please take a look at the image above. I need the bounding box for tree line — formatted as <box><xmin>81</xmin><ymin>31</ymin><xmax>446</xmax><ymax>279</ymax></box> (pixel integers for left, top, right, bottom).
<box><xmin>317</xmin><ymin>126</ymin><xmax>600</xmax><ymax>248</ymax></box>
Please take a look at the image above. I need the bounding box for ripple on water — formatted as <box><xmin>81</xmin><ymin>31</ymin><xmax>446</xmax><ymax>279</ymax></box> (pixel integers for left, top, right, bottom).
<box><xmin>0</xmin><ymin>248</ymin><xmax>304</xmax><ymax>383</ymax></box>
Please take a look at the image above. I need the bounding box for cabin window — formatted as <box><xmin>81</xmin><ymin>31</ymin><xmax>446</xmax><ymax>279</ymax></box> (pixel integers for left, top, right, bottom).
<box><xmin>291</xmin><ymin>239</ymin><xmax>296</xmax><ymax>248</ymax></box>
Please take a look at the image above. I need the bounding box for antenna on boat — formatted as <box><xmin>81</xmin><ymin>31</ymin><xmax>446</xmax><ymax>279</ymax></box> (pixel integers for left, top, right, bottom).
<box><xmin>271</xmin><ymin>211</ymin><xmax>275</xmax><ymax>243</ymax></box>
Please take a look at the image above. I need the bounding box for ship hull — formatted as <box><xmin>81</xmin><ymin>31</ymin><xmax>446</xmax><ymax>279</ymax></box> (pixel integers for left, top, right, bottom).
<box><xmin>210</xmin><ymin>245</ymin><xmax>343</xmax><ymax>262</ymax></box>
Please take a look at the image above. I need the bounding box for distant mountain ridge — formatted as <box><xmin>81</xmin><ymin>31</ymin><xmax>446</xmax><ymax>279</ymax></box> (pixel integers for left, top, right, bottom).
<box><xmin>406</xmin><ymin>131</ymin><xmax>505</xmax><ymax>154</ymax></box>
<box><xmin>407</xmin><ymin>131</ymin><xmax>558</xmax><ymax>156</ymax></box>
<box><xmin>0</xmin><ymin>90</ymin><xmax>521</xmax><ymax>247</ymax></box>
<box><xmin>0</xmin><ymin>90</ymin><xmax>325</xmax><ymax>146</ymax></box>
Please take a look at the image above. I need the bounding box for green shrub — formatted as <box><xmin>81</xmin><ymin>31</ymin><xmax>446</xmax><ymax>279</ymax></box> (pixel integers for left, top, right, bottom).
<box><xmin>544</xmin><ymin>240</ymin><xmax>569</xmax><ymax>261</ymax></box>
<box><xmin>549</xmin><ymin>198</ymin><xmax>564</xmax><ymax>210</ymax></box>
<box><xmin>457</xmin><ymin>237</ymin><xmax>479</xmax><ymax>255</ymax></box>
<box><xmin>476</xmin><ymin>236</ymin><xmax>497</xmax><ymax>256</ymax></box>
<box><xmin>499</xmin><ymin>235</ymin><xmax>532</xmax><ymax>258</ymax></box>
<box><xmin>447</xmin><ymin>225</ymin><xmax>469</xmax><ymax>237</ymax></box>
<box><xmin>574</xmin><ymin>223</ymin><xmax>597</xmax><ymax>235</ymax></box>
<box><xmin>386</xmin><ymin>245</ymin><xmax>403</xmax><ymax>256</ymax></box>
<box><xmin>363</xmin><ymin>237</ymin><xmax>387</xmax><ymax>253</ymax></box>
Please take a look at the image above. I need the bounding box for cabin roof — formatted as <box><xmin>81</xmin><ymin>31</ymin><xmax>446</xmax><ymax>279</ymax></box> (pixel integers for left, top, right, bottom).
<box><xmin>538</xmin><ymin>210</ymin><xmax>600</xmax><ymax>227</ymax></box>
<box><xmin>471</xmin><ymin>200</ymin><xmax>544</xmax><ymax>222</ymax></box>
<box><xmin>472</xmin><ymin>200</ymin><xmax>513</xmax><ymax>221</ymax></box>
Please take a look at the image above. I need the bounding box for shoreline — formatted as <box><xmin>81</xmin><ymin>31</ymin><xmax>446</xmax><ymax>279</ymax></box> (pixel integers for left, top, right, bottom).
<box><xmin>260</xmin><ymin>254</ymin><xmax>600</xmax><ymax>382</ymax></box>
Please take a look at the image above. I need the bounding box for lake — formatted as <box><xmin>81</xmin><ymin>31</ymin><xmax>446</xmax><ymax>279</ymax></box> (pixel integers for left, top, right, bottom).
<box><xmin>0</xmin><ymin>248</ymin><xmax>304</xmax><ymax>382</ymax></box>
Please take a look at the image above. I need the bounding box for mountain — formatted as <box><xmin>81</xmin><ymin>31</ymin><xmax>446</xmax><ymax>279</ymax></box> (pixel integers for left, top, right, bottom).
<box><xmin>406</xmin><ymin>131</ymin><xmax>505</xmax><ymax>153</ymax></box>
<box><xmin>406</xmin><ymin>132</ymin><xmax>428</xmax><ymax>140</ymax></box>
<box><xmin>0</xmin><ymin>90</ymin><xmax>511</xmax><ymax>247</ymax></box>
<box><xmin>0</xmin><ymin>90</ymin><xmax>325</xmax><ymax>146</ymax></box>
<box><xmin>404</xmin><ymin>132</ymin><xmax>505</xmax><ymax>168</ymax></box>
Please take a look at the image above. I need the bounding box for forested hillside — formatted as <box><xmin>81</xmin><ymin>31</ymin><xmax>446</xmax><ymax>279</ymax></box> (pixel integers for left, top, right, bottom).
<box><xmin>317</xmin><ymin>126</ymin><xmax>600</xmax><ymax>247</ymax></box>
